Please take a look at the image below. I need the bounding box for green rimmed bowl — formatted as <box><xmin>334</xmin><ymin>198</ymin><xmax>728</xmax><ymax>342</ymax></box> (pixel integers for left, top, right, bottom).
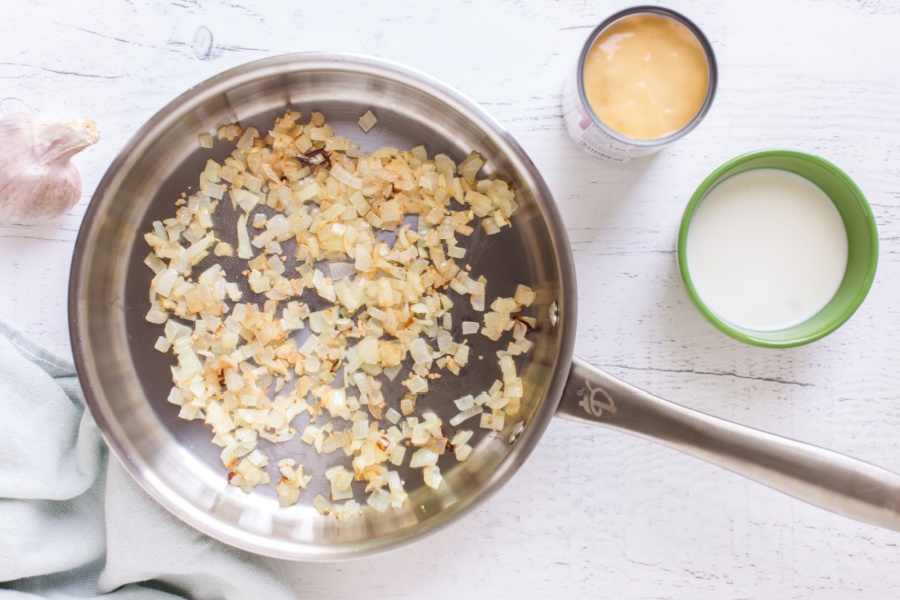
<box><xmin>676</xmin><ymin>149</ymin><xmax>879</xmax><ymax>348</ymax></box>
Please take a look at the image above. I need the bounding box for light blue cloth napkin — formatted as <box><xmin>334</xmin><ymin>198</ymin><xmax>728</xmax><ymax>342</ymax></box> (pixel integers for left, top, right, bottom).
<box><xmin>0</xmin><ymin>322</ymin><xmax>298</xmax><ymax>600</ymax></box>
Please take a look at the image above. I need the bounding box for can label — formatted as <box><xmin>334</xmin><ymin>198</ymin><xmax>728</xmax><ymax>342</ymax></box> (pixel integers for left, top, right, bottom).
<box><xmin>561</xmin><ymin>68</ymin><xmax>661</xmax><ymax>163</ymax></box>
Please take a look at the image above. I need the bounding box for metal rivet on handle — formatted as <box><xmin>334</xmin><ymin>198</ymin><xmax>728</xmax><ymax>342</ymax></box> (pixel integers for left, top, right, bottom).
<box><xmin>549</xmin><ymin>300</ymin><xmax>559</xmax><ymax>327</ymax></box>
<box><xmin>508</xmin><ymin>421</ymin><xmax>526</xmax><ymax>444</ymax></box>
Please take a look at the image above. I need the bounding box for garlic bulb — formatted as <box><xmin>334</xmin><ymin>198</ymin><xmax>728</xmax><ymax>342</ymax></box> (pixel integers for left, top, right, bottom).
<box><xmin>0</xmin><ymin>113</ymin><xmax>99</xmax><ymax>223</ymax></box>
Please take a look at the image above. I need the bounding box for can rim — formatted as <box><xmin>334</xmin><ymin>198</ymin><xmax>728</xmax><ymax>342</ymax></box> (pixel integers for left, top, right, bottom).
<box><xmin>576</xmin><ymin>5</ymin><xmax>719</xmax><ymax>148</ymax></box>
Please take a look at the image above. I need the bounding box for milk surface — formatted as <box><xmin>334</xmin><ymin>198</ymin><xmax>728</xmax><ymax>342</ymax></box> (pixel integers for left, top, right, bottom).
<box><xmin>686</xmin><ymin>168</ymin><xmax>848</xmax><ymax>331</ymax></box>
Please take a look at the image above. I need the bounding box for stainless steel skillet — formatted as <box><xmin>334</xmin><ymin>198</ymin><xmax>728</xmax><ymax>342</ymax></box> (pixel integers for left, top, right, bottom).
<box><xmin>69</xmin><ymin>53</ymin><xmax>900</xmax><ymax>562</ymax></box>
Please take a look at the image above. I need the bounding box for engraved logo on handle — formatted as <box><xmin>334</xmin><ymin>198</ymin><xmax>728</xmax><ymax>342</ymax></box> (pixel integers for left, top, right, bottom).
<box><xmin>577</xmin><ymin>380</ymin><xmax>617</xmax><ymax>418</ymax></box>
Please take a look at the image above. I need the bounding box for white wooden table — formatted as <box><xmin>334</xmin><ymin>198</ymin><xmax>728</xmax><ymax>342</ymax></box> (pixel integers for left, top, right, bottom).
<box><xmin>5</xmin><ymin>0</ymin><xmax>900</xmax><ymax>597</ymax></box>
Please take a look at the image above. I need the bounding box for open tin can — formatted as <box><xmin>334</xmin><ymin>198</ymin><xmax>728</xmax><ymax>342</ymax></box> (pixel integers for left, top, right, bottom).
<box><xmin>562</xmin><ymin>6</ymin><xmax>718</xmax><ymax>163</ymax></box>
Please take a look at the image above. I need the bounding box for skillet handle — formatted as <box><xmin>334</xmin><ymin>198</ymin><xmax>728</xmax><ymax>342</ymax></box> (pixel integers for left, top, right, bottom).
<box><xmin>557</xmin><ymin>356</ymin><xmax>900</xmax><ymax>531</ymax></box>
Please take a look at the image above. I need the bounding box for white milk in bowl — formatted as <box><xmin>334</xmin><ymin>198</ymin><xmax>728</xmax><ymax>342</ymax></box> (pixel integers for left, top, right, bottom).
<box><xmin>685</xmin><ymin>168</ymin><xmax>848</xmax><ymax>331</ymax></box>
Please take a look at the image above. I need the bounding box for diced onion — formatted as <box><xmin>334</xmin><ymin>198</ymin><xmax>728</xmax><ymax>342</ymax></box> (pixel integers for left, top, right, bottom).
<box><xmin>143</xmin><ymin>108</ymin><xmax>536</xmax><ymax>521</ymax></box>
<box><xmin>358</xmin><ymin>110</ymin><xmax>377</xmax><ymax>133</ymax></box>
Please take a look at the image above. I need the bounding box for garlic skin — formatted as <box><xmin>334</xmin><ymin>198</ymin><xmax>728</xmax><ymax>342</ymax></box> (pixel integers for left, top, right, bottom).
<box><xmin>0</xmin><ymin>113</ymin><xmax>100</xmax><ymax>223</ymax></box>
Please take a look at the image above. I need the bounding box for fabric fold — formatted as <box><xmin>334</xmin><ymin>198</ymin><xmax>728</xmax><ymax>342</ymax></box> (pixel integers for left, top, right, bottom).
<box><xmin>0</xmin><ymin>322</ymin><xmax>296</xmax><ymax>600</ymax></box>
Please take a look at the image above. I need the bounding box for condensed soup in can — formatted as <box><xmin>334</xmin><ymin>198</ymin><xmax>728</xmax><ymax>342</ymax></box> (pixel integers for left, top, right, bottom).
<box><xmin>562</xmin><ymin>6</ymin><xmax>717</xmax><ymax>163</ymax></box>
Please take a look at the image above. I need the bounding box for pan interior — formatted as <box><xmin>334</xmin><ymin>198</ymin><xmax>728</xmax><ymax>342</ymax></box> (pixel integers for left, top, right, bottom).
<box><xmin>71</xmin><ymin>55</ymin><xmax>572</xmax><ymax>559</ymax></box>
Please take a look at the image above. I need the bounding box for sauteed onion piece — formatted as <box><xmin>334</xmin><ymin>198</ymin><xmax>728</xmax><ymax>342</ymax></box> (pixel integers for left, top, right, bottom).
<box><xmin>145</xmin><ymin>108</ymin><xmax>535</xmax><ymax>519</ymax></box>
